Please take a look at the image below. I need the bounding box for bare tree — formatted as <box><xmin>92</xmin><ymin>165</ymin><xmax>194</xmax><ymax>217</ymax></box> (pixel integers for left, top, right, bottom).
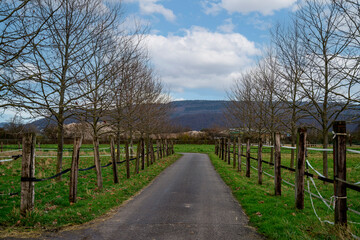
<box><xmin>136</xmin><ymin>73</ymin><xmax>172</xmax><ymax>165</ymax></box>
<box><xmin>9</xmin><ymin>0</ymin><xmax>117</xmax><ymax>180</ymax></box>
<box><xmin>331</xmin><ymin>0</ymin><xmax>360</xmax><ymax>103</ymax></box>
<box><xmin>271</xmin><ymin>21</ymin><xmax>309</xmax><ymax>168</ymax></box>
<box><xmin>296</xmin><ymin>0</ymin><xmax>353</xmax><ymax>178</ymax></box>
<box><xmin>225</xmin><ymin>71</ymin><xmax>257</xmax><ymax>139</ymax></box>
<box><xmin>0</xmin><ymin>0</ymin><xmax>58</xmax><ymax>110</ymax></box>
<box><xmin>76</xmin><ymin>6</ymin><xmax>122</xmax><ymax>190</ymax></box>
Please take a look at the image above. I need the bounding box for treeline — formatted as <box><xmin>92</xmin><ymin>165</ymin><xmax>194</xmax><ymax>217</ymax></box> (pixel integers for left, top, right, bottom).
<box><xmin>0</xmin><ymin>1</ymin><xmax>171</xmax><ymax>178</ymax></box>
<box><xmin>226</xmin><ymin>0</ymin><xmax>360</xmax><ymax>179</ymax></box>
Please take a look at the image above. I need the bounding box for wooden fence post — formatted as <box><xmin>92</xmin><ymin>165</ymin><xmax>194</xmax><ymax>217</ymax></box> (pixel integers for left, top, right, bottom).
<box><xmin>134</xmin><ymin>140</ymin><xmax>141</xmax><ymax>174</ymax></box>
<box><xmin>20</xmin><ymin>133</ymin><xmax>36</xmax><ymax>216</ymax></box>
<box><xmin>274</xmin><ymin>133</ymin><xmax>281</xmax><ymax>196</ymax></box>
<box><xmin>146</xmin><ymin>138</ymin><xmax>150</xmax><ymax>167</ymax></box>
<box><xmin>218</xmin><ymin>139</ymin><xmax>221</xmax><ymax>157</ymax></box>
<box><xmin>233</xmin><ymin>138</ymin><xmax>236</xmax><ymax>169</ymax></box>
<box><xmin>156</xmin><ymin>139</ymin><xmax>160</xmax><ymax>160</ymax></box>
<box><xmin>93</xmin><ymin>137</ymin><xmax>103</xmax><ymax>190</ymax></box>
<box><xmin>125</xmin><ymin>139</ymin><xmax>130</xmax><ymax>179</ymax></box>
<box><xmin>165</xmin><ymin>139</ymin><xmax>168</xmax><ymax>157</ymax></box>
<box><xmin>150</xmin><ymin>139</ymin><xmax>155</xmax><ymax>164</ymax></box>
<box><xmin>110</xmin><ymin>137</ymin><xmax>119</xmax><ymax>183</ymax></box>
<box><xmin>238</xmin><ymin>137</ymin><xmax>241</xmax><ymax>172</ymax></box>
<box><xmin>246</xmin><ymin>139</ymin><xmax>250</xmax><ymax>178</ymax></box>
<box><xmin>18</xmin><ymin>141</ymin><xmax>21</xmax><ymax>150</ymax></box>
<box><xmin>225</xmin><ymin>138</ymin><xmax>228</xmax><ymax>162</ymax></box>
<box><xmin>258</xmin><ymin>139</ymin><xmax>262</xmax><ymax>185</ymax></box>
<box><xmin>222</xmin><ymin>138</ymin><xmax>227</xmax><ymax>161</ymax></box>
<box><xmin>227</xmin><ymin>138</ymin><xmax>231</xmax><ymax>165</ymax></box>
<box><xmin>215</xmin><ymin>139</ymin><xmax>218</xmax><ymax>155</ymax></box>
<box><xmin>295</xmin><ymin>128</ymin><xmax>306</xmax><ymax>209</ymax></box>
<box><xmin>141</xmin><ymin>138</ymin><xmax>145</xmax><ymax>170</ymax></box>
<box><xmin>69</xmin><ymin>137</ymin><xmax>83</xmax><ymax>203</ymax></box>
<box><xmin>333</xmin><ymin>121</ymin><xmax>347</xmax><ymax>225</ymax></box>
<box><xmin>162</xmin><ymin>139</ymin><xmax>165</xmax><ymax>157</ymax></box>
<box><xmin>221</xmin><ymin>138</ymin><xmax>225</xmax><ymax>160</ymax></box>
<box><xmin>0</xmin><ymin>141</ymin><xmax>3</xmax><ymax>152</ymax></box>
<box><xmin>159</xmin><ymin>139</ymin><xmax>163</xmax><ymax>159</ymax></box>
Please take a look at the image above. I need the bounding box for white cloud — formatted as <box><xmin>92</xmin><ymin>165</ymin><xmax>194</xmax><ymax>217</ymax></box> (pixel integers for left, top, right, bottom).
<box><xmin>146</xmin><ymin>27</ymin><xmax>261</xmax><ymax>93</ymax></box>
<box><xmin>202</xmin><ymin>0</ymin><xmax>297</xmax><ymax>15</ymax></box>
<box><xmin>123</xmin><ymin>0</ymin><xmax>176</xmax><ymax>22</ymax></box>
<box><xmin>217</xmin><ymin>18</ymin><xmax>235</xmax><ymax>33</ymax></box>
<box><xmin>201</xmin><ymin>0</ymin><xmax>222</xmax><ymax>15</ymax></box>
<box><xmin>247</xmin><ymin>14</ymin><xmax>273</xmax><ymax>31</ymax></box>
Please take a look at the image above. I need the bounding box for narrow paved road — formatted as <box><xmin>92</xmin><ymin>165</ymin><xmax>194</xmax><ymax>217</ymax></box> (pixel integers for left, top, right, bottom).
<box><xmin>44</xmin><ymin>153</ymin><xmax>263</xmax><ymax>240</ymax></box>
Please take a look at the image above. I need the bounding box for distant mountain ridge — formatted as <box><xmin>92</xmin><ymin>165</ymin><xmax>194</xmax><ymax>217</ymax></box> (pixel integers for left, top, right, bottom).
<box><xmin>28</xmin><ymin>100</ymin><xmax>228</xmax><ymax>131</ymax></box>
<box><xmin>170</xmin><ymin>100</ymin><xmax>227</xmax><ymax>130</ymax></box>
<box><xmin>22</xmin><ymin>100</ymin><xmax>360</xmax><ymax>132</ymax></box>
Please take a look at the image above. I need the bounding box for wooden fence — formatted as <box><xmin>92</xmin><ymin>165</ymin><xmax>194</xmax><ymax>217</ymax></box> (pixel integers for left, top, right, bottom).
<box><xmin>214</xmin><ymin>121</ymin><xmax>360</xmax><ymax>226</ymax></box>
<box><xmin>1</xmin><ymin>136</ymin><xmax>175</xmax><ymax>215</ymax></box>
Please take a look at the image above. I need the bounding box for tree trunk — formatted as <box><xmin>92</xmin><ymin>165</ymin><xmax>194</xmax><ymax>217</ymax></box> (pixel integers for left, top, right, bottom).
<box><xmin>270</xmin><ymin>133</ymin><xmax>274</xmax><ymax>164</ymax></box>
<box><xmin>125</xmin><ymin>139</ymin><xmax>130</xmax><ymax>178</ymax></box>
<box><xmin>150</xmin><ymin>138</ymin><xmax>155</xmax><ymax>163</ymax></box>
<box><xmin>322</xmin><ymin>129</ymin><xmax>329</xmax><ymax>179</ymax></box>
<box><xmin>290</xmin><ymin>128</ymin><xmax>296</xmax><ymax>169</ymax></box>
<box><xmin>93</xmin><ymin>136</ymin><xmax>103</xmax><ymax>190</ymax></box>
<box><xmin>146</xmin><ymin>136</ymin><xmax>150</xmax><ymax>167</ymax></box>
<box><xmin>110</xmin><ymin>137</ymin><xmax>119</xmax><ymax>184</ymax></box>
<box><xmin>134</xmin><ymin>140</ymin><xmax>141</xmax><ymax>174</ymax></box>
<box><xmin>56</xmin><ymin>120</ymin><xmax>64</xmax><ymax>181</ymax></box>
<box><xmin>116</xmin><ymin>131</ymin><xmax>121</xmax><ymax>162</ymax></box>
<box><xmin>141</xmin><ymin>138</ymin><xmax>145</xmax><ymax>170</ymax></box>
<box><xmin>129</xmin><ymin>128</ymin><xmax>134</xmax><ymax>157</ymax></box>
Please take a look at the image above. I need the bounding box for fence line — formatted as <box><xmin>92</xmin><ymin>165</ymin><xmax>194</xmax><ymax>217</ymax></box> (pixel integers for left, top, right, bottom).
<box><xmin>215</xmin><ymin>122</ymin><xmax>359</xmax><ymax>229</ymax></box>
<box><xmin>1</xmin><ymin>139</ymin><xmax>175</xmax><ymax>215</ymax></box>
<box><xmin>250</xmin><ymin>160</ymin><xmax>360</xmax><ymax>217</ymax></box>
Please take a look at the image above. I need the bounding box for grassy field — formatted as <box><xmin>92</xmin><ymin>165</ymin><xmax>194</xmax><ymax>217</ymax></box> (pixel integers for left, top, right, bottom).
<box><xmin>175</xmin><ymin>144</ymin><xmax>360</xmax><ymax>240</ymax></box>
<box><xmin>0</xmin><ymin>144</ymin><xmax>180</xmax><ymax>236</ymax></box>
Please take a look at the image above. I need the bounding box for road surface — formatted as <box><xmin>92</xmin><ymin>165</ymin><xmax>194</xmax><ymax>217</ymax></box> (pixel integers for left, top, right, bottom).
<box><xmin>34</xmin><ymin>153</ymin><xmax>264</xmax><ymax>239</ymax></box>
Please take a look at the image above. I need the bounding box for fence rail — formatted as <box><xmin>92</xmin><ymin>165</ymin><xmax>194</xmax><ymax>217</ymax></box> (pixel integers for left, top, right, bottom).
<box><xmin>214</xmin><ymin>121</ymin><xmax>359</xmax><ymax>228</ymax></box>
<box><xmin>0</xmin><ymin>136</ymin><xmax>175</xmax><ymax>215</ymax></box>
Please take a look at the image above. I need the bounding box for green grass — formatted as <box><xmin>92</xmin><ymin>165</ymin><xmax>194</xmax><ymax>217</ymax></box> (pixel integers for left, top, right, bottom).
<box><xmin>0</xmin><ymin>144</ymin><xmax>180</xmax><ymax>235</ymax></box>
<box><xmin>177</xmin><ymin>144</ymin><xmax>360</xmax><ymax>240</ymax></box>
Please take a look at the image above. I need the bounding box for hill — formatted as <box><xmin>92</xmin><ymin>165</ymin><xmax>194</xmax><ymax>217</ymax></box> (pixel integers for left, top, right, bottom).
<box><xmin>28</xmin><ymin>100</ymin><xmax>227</xmax><ymax>131</ymax></box>
<box><xmin>27</xmin><ymin>100</ymin><xmax>360</xmax><ymax>132</ymax></box>
<box><xmin>170</xmin><ymin>100</ymin><xmax>227</xmax><ymax>130</ymax></box>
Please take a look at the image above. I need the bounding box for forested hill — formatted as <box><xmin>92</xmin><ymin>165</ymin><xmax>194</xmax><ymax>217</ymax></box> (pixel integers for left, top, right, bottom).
<box><xmin>170</xmin><ymin>100</ymin><xmax>228</xmax><ymax>130</ymax></box>
<box><xmin>29</xmin><ymin>100</ymin><xmax>228</xmax><ymax>131</ymax></box>
<box><xmin>29</xmin><ymin>100</ymin><xmax>359</xmax><ymax>132</ymax></box>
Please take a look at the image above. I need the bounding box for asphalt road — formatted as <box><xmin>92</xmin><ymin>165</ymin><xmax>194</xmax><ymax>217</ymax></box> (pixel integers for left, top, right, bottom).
<box><xmin>35</xmin><ymin>153</ymin><xmax>263</xmax><ymax>239</ymax></box>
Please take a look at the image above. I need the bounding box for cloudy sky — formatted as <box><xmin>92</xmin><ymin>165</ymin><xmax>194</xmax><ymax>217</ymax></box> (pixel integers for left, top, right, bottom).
<box><xmin>122</xmin><ymin>0</ymin><xmax>297</xmax><ymax>100</ymax></box>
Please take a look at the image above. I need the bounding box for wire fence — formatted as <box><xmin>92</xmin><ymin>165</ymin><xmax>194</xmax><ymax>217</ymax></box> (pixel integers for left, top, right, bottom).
<box><xmin>215</xmin><ymin>129</ymin><xmax>359</xmax><ymax>237</ymax></box>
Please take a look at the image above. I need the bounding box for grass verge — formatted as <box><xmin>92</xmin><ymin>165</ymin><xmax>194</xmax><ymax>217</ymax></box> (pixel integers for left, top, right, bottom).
<box><xmin>208</xmin><ymin>152</ymin><xmax>359</xmax><ymax>240</ymax></box>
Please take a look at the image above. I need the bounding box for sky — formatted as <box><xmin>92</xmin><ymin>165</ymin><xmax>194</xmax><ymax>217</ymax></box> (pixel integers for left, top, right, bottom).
<box><xmin>0</xmin><ymin>0</ymin><xmax>298</xmax><ymax>122</ymax></box>
<box><xmin>121</xmin><ymin>0</ymin><xmax>298</xmax><ymax>101</ymax></box>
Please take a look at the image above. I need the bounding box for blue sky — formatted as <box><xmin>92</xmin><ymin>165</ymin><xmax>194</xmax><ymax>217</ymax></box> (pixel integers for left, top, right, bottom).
<box><xmin>0</xmin><ymin>0</ymin><xmax>298</xmax><ymax>122</ymax></box>
<box><xmin>121</xmin><ymin>0</ymin><xmax>297</xmax><ymax>100</ymax></box>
